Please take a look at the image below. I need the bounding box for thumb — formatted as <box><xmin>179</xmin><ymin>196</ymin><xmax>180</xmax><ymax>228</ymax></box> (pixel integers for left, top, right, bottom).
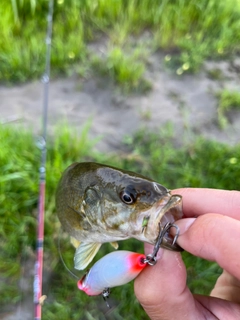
<box><xmin>134</xmin><ymin>244</ymin><xmax>200</xmax><ymax>320</ymax></box>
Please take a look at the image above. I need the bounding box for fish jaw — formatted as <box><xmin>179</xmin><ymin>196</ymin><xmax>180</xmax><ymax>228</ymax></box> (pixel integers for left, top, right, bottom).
<box><xmin>133</xmin><ymin>193</ymin><xmax>183</xmax><ymax>251</ymax></box>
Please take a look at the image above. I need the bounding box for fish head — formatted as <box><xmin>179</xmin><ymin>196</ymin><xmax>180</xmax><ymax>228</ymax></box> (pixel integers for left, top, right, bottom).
<box><xmin>56</xmin><ymin>162</ymin><xmax>183</xmax><ymax>250</ymax></box>
<box><xmin>108</xmin><ymin>172</ymin><xmax>183</xmax><ymax>250</ymax></box>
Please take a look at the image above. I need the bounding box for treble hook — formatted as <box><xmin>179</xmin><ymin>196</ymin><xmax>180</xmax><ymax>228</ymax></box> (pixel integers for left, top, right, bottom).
<box><xmin>144</xmin><ymin>222</ymin><xmax>180</xmax><ymax>266</ymax></box>
<box><xmin>102</xmin><ymin>288</ymin><xmax>111</xmax><ymax>308</ymax></box>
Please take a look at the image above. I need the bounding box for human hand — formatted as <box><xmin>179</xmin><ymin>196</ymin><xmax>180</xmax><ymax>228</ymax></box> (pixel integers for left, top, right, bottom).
<box><xmin>134</xmin><ymin>188</ymin><xmax>240</xmax><ymax>320</ymax></box>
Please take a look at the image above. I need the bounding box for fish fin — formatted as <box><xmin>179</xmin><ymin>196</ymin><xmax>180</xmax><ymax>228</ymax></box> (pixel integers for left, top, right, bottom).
<box><xmin>110</xmin><ymin>241</ymin><xmax>119</xmax><ymax>249</ymax></box>
<box><xmin>74</xmin><ymin>242</ymin><xmax>102</xmax><ymax>270</ymax></box>
<box><xmin>70</xmin><ymin>236</ymin><xmax>81</xmax><ymax>249</ymax></box>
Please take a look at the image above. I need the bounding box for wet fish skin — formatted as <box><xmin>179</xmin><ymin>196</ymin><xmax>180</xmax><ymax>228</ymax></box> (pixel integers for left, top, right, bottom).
<box><xmin>56</xmin><ymin>162</ymin><xmax>183</xmax><ymax>270</ymax></box>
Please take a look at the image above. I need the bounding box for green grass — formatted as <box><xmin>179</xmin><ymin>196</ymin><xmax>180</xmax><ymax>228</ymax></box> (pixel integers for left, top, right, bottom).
<box><xmin>1</xmin><ymin>0</ymin><xmax>240</xmax><ymax>88</ymax></box>
<box><xmin>0</xmin><ymin>122</ymin><xmax>98</xmax><ymax>307</ymax></box>
<box><xmin>217</xmin><ymin>89</ymin><xmax>240</xmax><ymax>129</ymax></box>
<box><xmin>1</xmin><ymin>123</ymin><xmax>240</xmax><ymax>318</ymax></box>
<box><xmin>0</xmin><ymin>1</ymin><xmax>85</xmax><ymax>82</ymax></box>
<box><xmin>91</xmin><ymin>46</ymin><xmax>151</xmax><ymax>92</ymax></box>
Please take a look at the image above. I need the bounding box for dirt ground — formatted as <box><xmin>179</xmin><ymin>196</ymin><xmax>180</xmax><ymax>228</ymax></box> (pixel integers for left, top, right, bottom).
<box><xmin>1</xmin><ymin>54</ymin><xmax>240</xmax><ymax>153</ymax></box>
<box><xmin>0</xmin><ymin>53</ymin><xmax>240</xmax><ymax>319</ymax></box>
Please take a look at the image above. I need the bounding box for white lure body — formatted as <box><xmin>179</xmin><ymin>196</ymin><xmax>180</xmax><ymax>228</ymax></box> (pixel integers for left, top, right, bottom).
<box><xmin>77</xmin><ymin>250</ymin><xmax>146</xmax><ymax>296</ymax></box>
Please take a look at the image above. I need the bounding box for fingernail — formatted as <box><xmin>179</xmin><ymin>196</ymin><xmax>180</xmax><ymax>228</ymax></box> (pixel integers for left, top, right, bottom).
<box><xmin>176</xmin><ymin>218</ymin><xmax>196</xmax><ymax>235</ymax></box>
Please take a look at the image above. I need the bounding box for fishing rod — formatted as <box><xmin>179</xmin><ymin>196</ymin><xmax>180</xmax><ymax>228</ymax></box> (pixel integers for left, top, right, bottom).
<box><xmin>33</xmin><ymin>1</ymin><xmax>54</xmax><ymax>319</ymax></box>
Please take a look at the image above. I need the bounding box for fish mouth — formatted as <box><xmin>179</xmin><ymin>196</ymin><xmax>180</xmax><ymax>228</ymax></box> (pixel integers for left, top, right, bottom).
<box><xmin>145</xmin><ymin>193</ymin><xmax>183</xmax><ymax>251</ymax></box>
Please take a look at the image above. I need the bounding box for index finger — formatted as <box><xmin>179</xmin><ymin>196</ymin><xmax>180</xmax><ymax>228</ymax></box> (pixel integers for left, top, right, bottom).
<box><xmin>172</xmin><ymin>188</ymin><xmax>240</xmax><ymax>220</ymax></box>
<box><xmin>175</xmin><ymin>213</ymin><xmax>240</xmax><ymax>280</ymax></box>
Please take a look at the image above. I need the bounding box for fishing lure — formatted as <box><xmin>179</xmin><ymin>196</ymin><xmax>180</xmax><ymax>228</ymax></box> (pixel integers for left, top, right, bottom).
<box><xmin>77</xmin><ymin>222</ymin><xmax>180</xmax><ymax>299</ymax></box>
<box><xmin>77</xmin><ymin>250</ymin><xmax>147</xmax><ymax>296</ymax></box>
<box><xmin>58</xmin><ymin>221</ymin><xmax>179</xmax><ymax>309</ymax></box>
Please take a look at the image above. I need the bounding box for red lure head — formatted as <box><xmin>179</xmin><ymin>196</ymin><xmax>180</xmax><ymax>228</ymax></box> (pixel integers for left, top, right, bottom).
<box><xmin>126</xmin><ymin>252</ymin><xmax>147</xmax><ymax>273</ymax></box>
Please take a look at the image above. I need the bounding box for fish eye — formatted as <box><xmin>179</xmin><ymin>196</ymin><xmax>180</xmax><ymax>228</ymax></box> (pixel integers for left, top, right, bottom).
<box><xmin>121</xmin><ymin>192</ymin><xmax>133</xmax><ymax>204</ymax></box>
<box><xmin>120</xmin><ymin>187</ymin><xmax>136</xmax><ymax>204</ymax></box>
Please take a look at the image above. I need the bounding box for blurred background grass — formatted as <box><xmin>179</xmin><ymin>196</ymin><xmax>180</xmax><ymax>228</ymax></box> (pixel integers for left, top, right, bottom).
<box><xmin>1</xmin><ymin>0</ymin><xmax>240</xmax><ymax>319</ymax></box>
<box><xmin>1</xmin><ymin>0</ymin><xmax>240</xmax><ymax>86</ymax></box>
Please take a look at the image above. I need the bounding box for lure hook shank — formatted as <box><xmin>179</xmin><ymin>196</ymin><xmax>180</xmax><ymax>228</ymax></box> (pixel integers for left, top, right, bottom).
<box><xmin>144</xmin><ymin>222</ymin><xmax>180</xmax><ymax>265</ymax></box>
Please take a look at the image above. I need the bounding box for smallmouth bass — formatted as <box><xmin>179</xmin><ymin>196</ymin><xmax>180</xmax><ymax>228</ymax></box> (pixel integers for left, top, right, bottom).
<box><xmin>56</xmin><ymin>162</ymin><xmax>183</xmax><ymax>270</ymax></box>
